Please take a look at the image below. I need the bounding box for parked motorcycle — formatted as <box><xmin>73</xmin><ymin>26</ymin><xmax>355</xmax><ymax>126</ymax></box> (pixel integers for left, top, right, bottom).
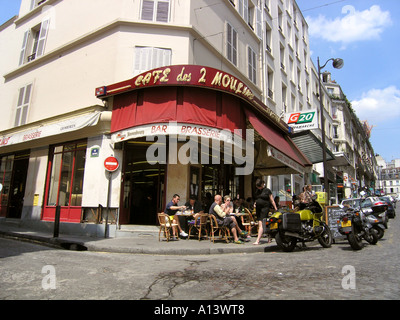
<box><xmin>338</xmin><ymin>206</ymin><xmax>379</xmax><ymax>250</ymax></box>
<box><xmin>366</xmin><ymin>214</ymin><xmax>385</xmax><ymax>240</ymax></box>
<box><xmin>265</xmin><ymin>197</ymin><xmax>332</xmax><ymax>252</ymax></box>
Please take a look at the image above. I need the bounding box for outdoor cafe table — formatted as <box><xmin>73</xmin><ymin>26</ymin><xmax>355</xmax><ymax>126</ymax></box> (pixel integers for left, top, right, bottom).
<box><xmin>176</xmin><ymin>211</ymin><xmax>194</xmax><ymax>233</ymax></box>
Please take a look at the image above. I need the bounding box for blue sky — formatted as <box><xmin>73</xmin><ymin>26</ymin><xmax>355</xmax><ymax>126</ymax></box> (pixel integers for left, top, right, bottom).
<box><xmin>297</xmin><ymin>0</ymin><xmax>400</xmax><ymax>163</ymax></box>
<box><xmin>1</xmin><ymin>0</ymin><xmax>399</xmax><ymax>162</ymax></box>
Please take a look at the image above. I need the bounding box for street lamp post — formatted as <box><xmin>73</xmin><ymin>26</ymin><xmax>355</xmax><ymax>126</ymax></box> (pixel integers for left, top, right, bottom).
<box><xmin>317</xmin><ymin>57</ymin><xmax>344</xmax><ymax>204</ymax></box>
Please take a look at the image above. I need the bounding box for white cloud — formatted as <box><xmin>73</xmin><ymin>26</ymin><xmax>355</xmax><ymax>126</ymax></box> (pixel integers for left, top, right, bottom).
<box><xmin>306</xmin><ymin>5</ymin><xmax>392</xmax><ymax>45</ymax></box>
<box><xmin>351</xmin><ymin>86</ymin><xmax>400</xmax><ymax>124</ymax></box>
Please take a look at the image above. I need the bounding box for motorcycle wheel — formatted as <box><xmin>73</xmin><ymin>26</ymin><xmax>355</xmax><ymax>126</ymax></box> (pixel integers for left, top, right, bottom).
<box><xmin>364</xmin><ymin>228</ymin><xmax>379</xmax><ymax>245</ymax></box>
<box><xmin>275</xmin><ymin>232</ymin><xmax>297</xmax><ymax>252</ymax></box>
<box><xmin>317</xmin><ymin>223</ymin><xmax>332</xmax><ymax>248</ymax></box>
<box><xmin>347</xmin><ymin>225</ymin><xmax>363</xmax><ymax>250</ymax></box>
<box><xmin>372</xmin><ymin>226</ymin><xmax>384</xmax><ymax>240</ymax></box>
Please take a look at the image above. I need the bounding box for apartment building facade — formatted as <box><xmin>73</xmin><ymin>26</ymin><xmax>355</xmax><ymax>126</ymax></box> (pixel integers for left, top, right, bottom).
<box><xmin>376</xmin><ymin>157</ymin><xmax>400</xmax><ymax>197</ymax></box>
<box><xmin>322</xmin><ymin>72</ymin><xmax>378</xmax><ymax>201</ymax></box>
<box><xmin>1</xmin><ymin>0</ymin><xmax>344</xmax><ymax>234</ymax></box>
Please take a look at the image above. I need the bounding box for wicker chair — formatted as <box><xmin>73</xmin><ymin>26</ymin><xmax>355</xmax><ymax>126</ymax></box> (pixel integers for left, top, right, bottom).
<box><xmin>242</xmin><ymin>208</ymin><xmax>259</xmax><ymax>236</ymax></box>
<box><xmin>157</xmin><ymin>213</ymin><xmax>179</xmax><ymax>242</ymax></box>
<box><xmin>208</xmin><ymin>214</ymin><xmax>231</xmax><ymax>243</ymax></box>
<box><xmin>188</xmin><ymin>213</ymin><xmax>209</xmax><ymax>241</ymax></box>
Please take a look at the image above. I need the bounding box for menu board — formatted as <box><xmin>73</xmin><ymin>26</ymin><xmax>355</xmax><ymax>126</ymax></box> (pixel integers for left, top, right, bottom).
<box><xmin>324</xmin><ymin>206</ymin><xmax>347</xmax><ymax>240</ymax></box>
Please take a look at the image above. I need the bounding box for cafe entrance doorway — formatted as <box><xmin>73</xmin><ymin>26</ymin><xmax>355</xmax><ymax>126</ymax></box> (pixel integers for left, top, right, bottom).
<box><xmin>0</xmin><ymin>151</ymin><xmax>30</xmax><ymax>219</ymax></box>
<box><xmin>119</xmin><ymin>141</ymin><xmax>166</xmax><ymax>225</ymax></box>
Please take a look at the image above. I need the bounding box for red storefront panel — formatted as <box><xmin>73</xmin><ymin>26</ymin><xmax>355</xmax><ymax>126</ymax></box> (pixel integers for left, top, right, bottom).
<box><xmin>111</xmin><ymin>87</ymin><xmax>246</xmax><ymax>134</ymax></box>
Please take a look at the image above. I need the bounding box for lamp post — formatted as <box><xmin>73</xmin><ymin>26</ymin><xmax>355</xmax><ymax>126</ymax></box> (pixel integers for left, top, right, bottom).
<box><xmin>317</xmin><ymin>57</ymin><xmax>344</xmax><ymax>204</ymax></box>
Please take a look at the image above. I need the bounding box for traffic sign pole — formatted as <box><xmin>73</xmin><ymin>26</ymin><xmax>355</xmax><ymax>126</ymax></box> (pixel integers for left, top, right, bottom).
<box><xmin>104</xmin><ymin>156</ymin><xmax>119</xmax><ymax>238</ymax></box>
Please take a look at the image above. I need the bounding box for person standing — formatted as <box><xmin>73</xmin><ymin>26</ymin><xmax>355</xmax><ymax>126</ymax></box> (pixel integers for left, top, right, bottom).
<box><xmin>253</xmin><ymin>179</ymin><xmax>277</xmax><ymax>245</ymax></box>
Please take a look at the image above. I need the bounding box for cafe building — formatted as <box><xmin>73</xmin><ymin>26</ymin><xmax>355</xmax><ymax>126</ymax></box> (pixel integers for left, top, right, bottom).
<box><xmin>95</xmin><ymin>64</ymin><xmax>312</xmax><ymax>229</ymax></box>
<box><xmin>0</xmin><ymin>64</ymin><xmax>312</xmax><ymax>235</ymax></box>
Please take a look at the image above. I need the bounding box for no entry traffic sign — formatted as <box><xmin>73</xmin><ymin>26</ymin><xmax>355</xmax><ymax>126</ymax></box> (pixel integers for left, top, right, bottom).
<box><xmin>104</xmin><ymin>156</ymin><xmax>119</xmax><ymax>172</ymax></box>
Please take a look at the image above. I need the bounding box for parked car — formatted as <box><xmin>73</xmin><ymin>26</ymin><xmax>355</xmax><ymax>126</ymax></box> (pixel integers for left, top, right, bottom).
<box><xmin>341</xmin><ymin>198</ymin><xmax>362</xmax><ymax>209</ymax></box>
<box><xmin>380</xmin><ymin>196</ymin><xmax>396</xmax><ymax>219</ymax></box>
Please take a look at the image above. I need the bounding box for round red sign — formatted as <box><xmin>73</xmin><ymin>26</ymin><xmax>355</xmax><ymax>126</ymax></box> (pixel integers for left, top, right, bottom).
<box><xmin>104</xmin><ymin>156</ymin><xmax>119</xmax><ymax>172</ymax></box>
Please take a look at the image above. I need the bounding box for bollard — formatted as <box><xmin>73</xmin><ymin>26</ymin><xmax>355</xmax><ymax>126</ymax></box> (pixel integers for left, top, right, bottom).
<box><xmin>53</xmin><ymin>205</ymin><xmax>61</xmax><ymax>238</ymax></box>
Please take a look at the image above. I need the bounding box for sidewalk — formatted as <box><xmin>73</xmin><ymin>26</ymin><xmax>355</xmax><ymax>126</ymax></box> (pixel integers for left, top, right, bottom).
<box><xmin>0</xmin><ymin>222</ymin><xmax>277</xmax><ymax>255</ymax></box>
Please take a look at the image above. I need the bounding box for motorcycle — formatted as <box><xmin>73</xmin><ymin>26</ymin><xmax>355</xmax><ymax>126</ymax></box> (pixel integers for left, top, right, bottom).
<box><xmin>366</xmin><ymin>214</ymin><xmax>385</xmax><ymax>240</ymax></box>
<box><xmin>338</xmin><ymin>206</ymin><xmax>379</xmax><ymax>250</ymax></box>
<box><xmin>265</xmin><ymin>197</ymin><xmax>332</xmax><ymax>252</ymax></box>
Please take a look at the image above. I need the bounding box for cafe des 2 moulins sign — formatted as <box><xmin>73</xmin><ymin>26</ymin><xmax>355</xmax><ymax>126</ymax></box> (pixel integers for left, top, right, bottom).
<box><xmin>95</xmin><ymin>65</ymin><xmax>289</xmax><ymax>133</ymax></box>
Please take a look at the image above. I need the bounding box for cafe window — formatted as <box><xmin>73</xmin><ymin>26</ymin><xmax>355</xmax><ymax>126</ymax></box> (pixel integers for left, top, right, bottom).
<box><xmin>46</xmin><ymin>141</ymin><xmax>87</xmax><ymax>207</ymax></box>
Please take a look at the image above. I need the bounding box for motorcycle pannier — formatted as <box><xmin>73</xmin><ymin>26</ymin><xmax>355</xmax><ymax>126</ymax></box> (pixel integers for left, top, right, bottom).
<box><xmin>282</xmin><ymin>213</ymin><xmax>302</xmax><ymax>232</ymax></box>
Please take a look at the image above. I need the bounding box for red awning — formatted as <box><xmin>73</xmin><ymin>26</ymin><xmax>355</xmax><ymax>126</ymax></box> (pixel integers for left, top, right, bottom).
<box><xmin>245</xmin><ymin>109</ymin><xmax>311</xmax><ymax>171</ymax></box>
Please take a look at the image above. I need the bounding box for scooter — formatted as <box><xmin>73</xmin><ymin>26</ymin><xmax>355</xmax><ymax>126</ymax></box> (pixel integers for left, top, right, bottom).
<box><xmin>338</xmin><ymin>206</ymin><xmax>378</xmax><ymax>250</ymax></box>
<box><xmin>366</xmin><ymin>214</ymin><xmax>385</xmax><ymax>239</ymax></box>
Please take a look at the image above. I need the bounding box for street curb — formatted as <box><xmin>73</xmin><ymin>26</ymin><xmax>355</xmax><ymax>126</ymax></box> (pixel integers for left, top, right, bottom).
<box><xmin>0</xmin><ymin>230</ymin><xmax>275</xmax><ymax>255</ymax></box>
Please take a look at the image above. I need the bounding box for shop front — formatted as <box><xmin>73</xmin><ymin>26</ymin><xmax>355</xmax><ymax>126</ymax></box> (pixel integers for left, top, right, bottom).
<box><xmin>96</xmin><ymin>65</ymin><xmax>312</xmax><ymax>227</ymax></box>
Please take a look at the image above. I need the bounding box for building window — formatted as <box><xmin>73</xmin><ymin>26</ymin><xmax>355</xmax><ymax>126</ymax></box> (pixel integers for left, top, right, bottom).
<box><xmin>141</xmin><ymin>0</ymin><xmax>170</xmax><ymax>23</ymax></box>
<box><xmin>46</xmin><ymin>141</ymin><xmax>87</xmax><ymax>207</ymax></box>
<box><xmin>248</xmin><ymin>46</ymin><xmax>257</xmax><ymax>84</ymax></box>
<box><xmin>30</xmin><ymin>0</ymin><xmax>47</xmax><ymax>10</ymax></box>
<box><xmin>15</xmin><ymin>84</ymin><xmax>33</xmax><ymax>127</ymax></box>
<box><xmin>134</xmin><ymin>46</ymin><xmax>172</xmax><ymax>75</ymax></box>
<box><xmin>227</xmin><ymin>22</ymin><xmax>238</xmax><ymax>66</ymax></box>
<box><xmin>19</xmin><ymin>18</ymin><xmax>50</xmax><ymax>66</ymax></box>
<box><xmin>238</xmin><ymin>0</ymin><xmax>249</xmax><ymax>24</ymax></box>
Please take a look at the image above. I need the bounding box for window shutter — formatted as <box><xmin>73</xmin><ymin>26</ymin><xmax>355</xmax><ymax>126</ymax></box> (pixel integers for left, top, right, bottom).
<box><xmin>243</xmin><ymin>0</ymin><xmax>249</xmax><ymax>24</ymax></box>
<box><xmin>14</xmin><ymin>84</ymin><xmax>32</xmax><ymax>127</ymax></box>
<box><xmin>238</xmin><ymin>0</ymin><xmax>243</xmax><ymax>17</ymax></box>
<box><xmin>19</xmin><ymin>30</ymin><xmax>30</xmax><ymax>66</ymax></box>
<box><xmin>256</xmin><ymin>8</ymin><xmax>262</xmax><ymax>39</ymax></box>
<box><xmin>156</xmin><ymin>1</ymin><xmax>169</xmax><ymax>22</ymax></box>
<box><xmin>141</xmin><ymin>0</ymin><xmax>154</xmax><ymax>21</ymax></box>
<box><xmin>36</xmin><ymin>18</ymin><xmax>50</xmax><ymax>58</ymax></box>
<box><xmin>232</xmin><ymin>28</ymin><xmax>237</xmax><ymax>65</ymax></box>
<box><xmin>227</xmin><ymin>24</ymin><xmax>232</xmax><ymax>62</ymax></box>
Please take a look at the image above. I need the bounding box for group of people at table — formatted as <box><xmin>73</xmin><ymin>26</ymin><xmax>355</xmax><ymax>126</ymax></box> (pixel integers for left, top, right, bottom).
<box><xmin>164</xmin><ymin>178</ymin><xmax>285</xmax><ymax>245</ymax></box>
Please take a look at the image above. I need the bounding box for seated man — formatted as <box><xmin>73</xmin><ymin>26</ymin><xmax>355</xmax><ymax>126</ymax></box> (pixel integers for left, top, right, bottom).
<box><xmin>164</xmin><ymin>194</ymin><xmax>188</xmax><ymax>238</ymax></box>
<box><xmin>185</xmin><ymin>195</ymin><xmax>204</xmax><ymax>216</ymax></box>
<box><xmin>209</xmin><ymin>195</ymin><xmax>247</xmax><ymax>244</ymax></box>
<box><xmin>185</xmin><ymin>195</ymin><xmax>204</xmax><ymax>228</ymax></box>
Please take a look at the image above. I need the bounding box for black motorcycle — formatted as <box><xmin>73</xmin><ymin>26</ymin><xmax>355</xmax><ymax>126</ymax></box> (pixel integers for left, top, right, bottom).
<box><xmin>338</xmin><ymin>206</ymin><xmax>379</xmax><ymax>250</ymax></box>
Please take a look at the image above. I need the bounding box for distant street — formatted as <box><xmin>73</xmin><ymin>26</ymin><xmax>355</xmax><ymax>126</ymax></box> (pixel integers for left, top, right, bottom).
<box><xmin>1</xmin><ymin>208</ymin><xmax>399</xmax><ymax>301</ymax></box>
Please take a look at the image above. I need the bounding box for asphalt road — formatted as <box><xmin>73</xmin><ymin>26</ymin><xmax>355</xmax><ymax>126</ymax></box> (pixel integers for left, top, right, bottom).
<box><xmin>1</xmin><ymin>209</ymin><xmax>399</xmax><ymax>301</ymax></box>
